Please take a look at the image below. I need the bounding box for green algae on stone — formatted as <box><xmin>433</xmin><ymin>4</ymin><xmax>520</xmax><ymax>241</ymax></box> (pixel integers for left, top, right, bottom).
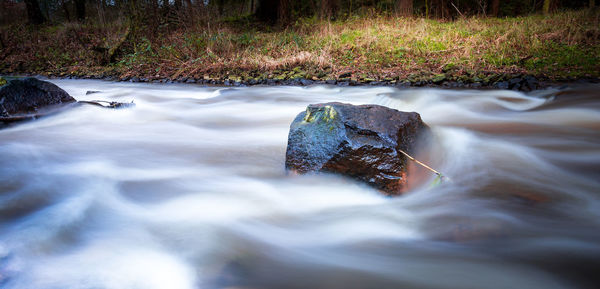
<box><xmin>303</xmin><ymin>105</ymin><xmax>337</xmax><ymax>123</ymax></box>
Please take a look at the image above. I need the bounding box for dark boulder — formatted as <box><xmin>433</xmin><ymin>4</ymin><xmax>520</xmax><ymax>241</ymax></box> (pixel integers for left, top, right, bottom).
<box><xmin>1</xmin><ymin>78</ymin><xmax>76</xmax><ymax>121</ymax></box>
<box><xmin>285</xmin><ymin>102</ymin><xmax>429</xmax><ymax>195</ymax></box>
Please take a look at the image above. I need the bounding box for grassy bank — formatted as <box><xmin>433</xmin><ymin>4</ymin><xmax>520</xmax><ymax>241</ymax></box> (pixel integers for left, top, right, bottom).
<box><xmin>1</xmin><ymin>9</ymin><xmax>599</xmax><ymax>86</ymax></box>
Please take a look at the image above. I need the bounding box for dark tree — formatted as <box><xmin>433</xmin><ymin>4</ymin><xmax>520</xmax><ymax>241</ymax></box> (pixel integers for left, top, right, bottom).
<box><xmin>24</xmin><ymin>0</ymin><xmax>46</xmax><ymax>24</ymax></box>
<box><xmin>543</xmin><ymin>0</ymin><xmax>552</xmax><ymax>14</ymax></box>
<box><xmin>75</xmin><ymin>0</ymin><xmax>85</xmax><ymax>21</ymax></box>
<box><xmin>256</xmin><ymin>0</ymin><xmax>290</xmax><ymax>24</ymax></box>
<box><xmin>217</xmin><ymin>0</ymin><xmax>225</xmax><ymax>16</ymax></box>
<box><xmin>491</xmin><ymin>0</ymin><xmax>500</xmax><ymax>16</ymax></box>
<box><xmin>60</xmin><ymin>0</ymin><xmax>71</xmax><ymax>21</ymax></box>
<box><xmin>320</xmin><ymin>0</ymin><xmax>340</xmax><ymax>19</ymax></box>
<box><xmin>256</xmin><ymin>0</ymin><xmax>277</xmax><ymax>23</ymax></box>
<box><xmin>395</xmin><ymin>0</ymin><xmax>413</xmax><ymax>16</ymax></box>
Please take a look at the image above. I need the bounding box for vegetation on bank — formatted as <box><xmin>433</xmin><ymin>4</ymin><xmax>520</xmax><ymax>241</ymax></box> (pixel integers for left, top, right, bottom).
<box><xmin>1</xmin><ymin>9</ymin><xmax>599</xmax><ymax>85</ymax></box>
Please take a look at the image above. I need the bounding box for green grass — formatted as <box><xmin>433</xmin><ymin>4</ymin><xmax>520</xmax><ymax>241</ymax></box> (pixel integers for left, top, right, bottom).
<box><xmin>1</xmin><ymin>9</ymin><xmax>598</xmax><ymax>82</ymax></box>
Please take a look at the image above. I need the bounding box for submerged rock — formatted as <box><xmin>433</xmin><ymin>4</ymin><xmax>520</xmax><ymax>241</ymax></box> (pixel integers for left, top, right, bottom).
<box><xmin>0</xmin><ymin>78</ymin><xmax>76</xmax><ymax>122</ymax></box>
<box><xmin>285</xmin><ymin>102</ymin><xmax>429</xmax><ymax>195</ymax></box>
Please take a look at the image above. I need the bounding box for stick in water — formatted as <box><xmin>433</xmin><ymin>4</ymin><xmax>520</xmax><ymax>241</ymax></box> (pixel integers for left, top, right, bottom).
<box><xmin>398</xmin><ymin>149</ymin><xmax>449</xmax><ymax>182</ymax></box>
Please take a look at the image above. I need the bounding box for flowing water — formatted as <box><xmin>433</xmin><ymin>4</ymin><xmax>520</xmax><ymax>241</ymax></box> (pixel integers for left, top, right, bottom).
<box><xmin>1</xmin><ymin>80</ymin><xmax>599</xmax><ymax>289</ymax></box>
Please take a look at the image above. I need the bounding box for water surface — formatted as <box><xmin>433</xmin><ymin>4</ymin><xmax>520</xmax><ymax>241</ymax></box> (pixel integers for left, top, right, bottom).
<box><xmin>1</xmin><ymin>80</ymin><xmax>599</xmax><ymax>289</ymax></box>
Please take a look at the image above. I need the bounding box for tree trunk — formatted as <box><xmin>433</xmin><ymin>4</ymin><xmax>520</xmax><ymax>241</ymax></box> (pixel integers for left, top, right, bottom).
<box><xmin>74</xmin><ymin>0</ymin><xmax>85</xmax><ymax>21</ymax></box>
<box><xmin>543</xmin><ymin>0</ymin><xmax>551</xmax><ymax>15</ymax></box>
<box><xmin>320</xmin><ymin>0</ymin><xmax>340</xmax><ymax>19</ymax></box>
<box><xmin>24</xmin><ymin>0</ymin><xmax>46</xmax><ymax>24</ymax></box>
<box><xmin>395</xmin><ymin>0</ymin><xmax>413</xmax><ymax>16</ymax></box>
<box><xmin>256</xmin><ymin>0</ymin><xmax>290</xmax><ymax>24</ymax></box>
<box><xmin>591</xmin><ymin>0</ymin><xmax>596</xmax><ymax>8</ymax></box>
<box><xmin>217</xmin><ymin>0</ymin><xmax>225</xmax><ymax>16</ymax></box>
<box><xmin>61</xmin><ymin>0</ymin><xmax>71</xmax><ymax>21</ymax></box>
<box><xmin>491</xmin><ymin>0</ymin><xmax>500</xmax><ymax>16</ymax></box>
<box><xmin>278</xmin><ymin>0</ymin><xmax>290</xmax><ymax>24</ymax></box>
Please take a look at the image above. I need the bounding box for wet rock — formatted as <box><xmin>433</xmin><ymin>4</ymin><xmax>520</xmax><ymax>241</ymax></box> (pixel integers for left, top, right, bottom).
<box><xmin>495</xmin><ymin>81</ymin><xmax>509</xmax><ymax>89</ymax></box>
<box><xmin>285</xmin><ymin>102</ymin><xmax>429</xmax><ymax>195</ymax></box>
<box><xmin>1</xmin><ymin>78</ymin><xmax>76</xmax><ymax>121</ymax></box>
<box><xmin>509</xmin><ymin>77</ymin><xmax>522</xmax><ymax>90</ymax></box>
<box><xmin>300</xmin><ymin>79</ymin><xmax>313</xmax><ymax>86</ymax></box>
<box><xmin>523</xmin><ymin>76</ymin><xmax>538</xmax><ymax>91</ymax></box>
<box><xmin>85</xmin><ymin>90</ymin><xmax>101</xmax><ymax>95</ymax></box>
<box><xmin>471</xmin><ymin>82</ymin><xmax>482</xmax><ymax>89</ymax></box>
<box><xmin>288</xmin><ymin>78</ymin><xmax>301</xmax><ymax>86</ymax></box>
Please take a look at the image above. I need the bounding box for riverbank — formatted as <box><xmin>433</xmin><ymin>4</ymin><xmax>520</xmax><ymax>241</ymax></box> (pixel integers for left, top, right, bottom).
<box><xmin>1</xmin><ymin>9</ymin><xmax>598</xmax><ymax>89</ymax></box>
<box><xmin>4</xmin><ymin>73</ymin><xmax>598</xmax><ymax>92</ymax></box>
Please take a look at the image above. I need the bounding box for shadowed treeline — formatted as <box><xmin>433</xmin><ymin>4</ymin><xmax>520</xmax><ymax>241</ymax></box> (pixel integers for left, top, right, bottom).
<box><xmin>4</xmin><ymin>0</ymin><xmax>597</xmax><ymax>26</ymax></box>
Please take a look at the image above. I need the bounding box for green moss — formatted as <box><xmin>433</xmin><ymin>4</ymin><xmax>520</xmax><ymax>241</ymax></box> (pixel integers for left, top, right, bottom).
<box><xmin>0</xmin><ymin>77</ymin><xmax>6</xmax><ymax>86</ymax></box>
<box><xmin>432</xmin><ymin>74</ymin><xmax>446</xmax><ymax>83</ymax></box>
<box><xmin>303</xmin><ymin>105</ymin><xmax>337</xmax><ymax>124</ymax></box>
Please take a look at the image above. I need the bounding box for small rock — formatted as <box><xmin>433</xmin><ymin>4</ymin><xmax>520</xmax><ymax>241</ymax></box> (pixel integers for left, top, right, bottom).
<box><xmin>524</xmin><ymin>76</ymin><xmax>538</xmax><ymax>90</ymax></box>
<box><xmin>495</xmin><ymin>81</ymin><xmax>510</xmax><ymax>89</ymax></box>
<box><xmin>300</xmin><ymin>79</ymin><xmax>313</xmax><ymax>86</ymax></box>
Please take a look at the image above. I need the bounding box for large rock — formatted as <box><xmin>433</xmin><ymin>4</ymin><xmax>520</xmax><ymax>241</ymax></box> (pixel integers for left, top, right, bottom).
<box><xmin>285</xmin><ymin>102</ymin><xmax>429</xmax><ymax>195</ymax></box>
<box><xmin>0</xmin><ymin>78</ymin><xmax>76</xmax><ymax>122</ymax></box>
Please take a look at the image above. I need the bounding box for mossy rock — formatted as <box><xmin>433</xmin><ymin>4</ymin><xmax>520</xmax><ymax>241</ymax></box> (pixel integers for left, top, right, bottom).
<box><xmin>285</xmin><ymin>102</ymin><xmax>430</xmax><ymax>196</ymax></box>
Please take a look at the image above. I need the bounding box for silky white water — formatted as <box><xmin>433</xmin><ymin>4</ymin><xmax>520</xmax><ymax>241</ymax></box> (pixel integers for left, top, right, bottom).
<box><xmin>1</xmin><ymin>80</ymin><xmax>599</xmax><ymax>289</ymax></box>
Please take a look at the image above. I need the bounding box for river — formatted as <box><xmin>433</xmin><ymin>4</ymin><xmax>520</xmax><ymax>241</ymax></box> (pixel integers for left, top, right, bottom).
<box><xmin>1</xmin><ymin>80</ymin><xmax>599</xmax><ymax>289</ymax></box>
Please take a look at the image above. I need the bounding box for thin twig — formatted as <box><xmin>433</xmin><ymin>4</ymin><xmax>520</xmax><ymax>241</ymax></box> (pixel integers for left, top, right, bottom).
<box><xmin>451</xmin><ymin>2</ymin><xmax>465</xmax><ymax>18</ymax></box>
<box><xmin>398</xmin><ymin>149</ymin><xmax>445</xmax><ymax>178</ymax></box>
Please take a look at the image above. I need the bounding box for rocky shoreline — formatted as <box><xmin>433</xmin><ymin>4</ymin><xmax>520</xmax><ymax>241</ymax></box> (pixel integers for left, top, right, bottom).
<box><xmin>2</xmin><ymin>73</ymin><xmax>599</xmax><ymax>92</ymax></box>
